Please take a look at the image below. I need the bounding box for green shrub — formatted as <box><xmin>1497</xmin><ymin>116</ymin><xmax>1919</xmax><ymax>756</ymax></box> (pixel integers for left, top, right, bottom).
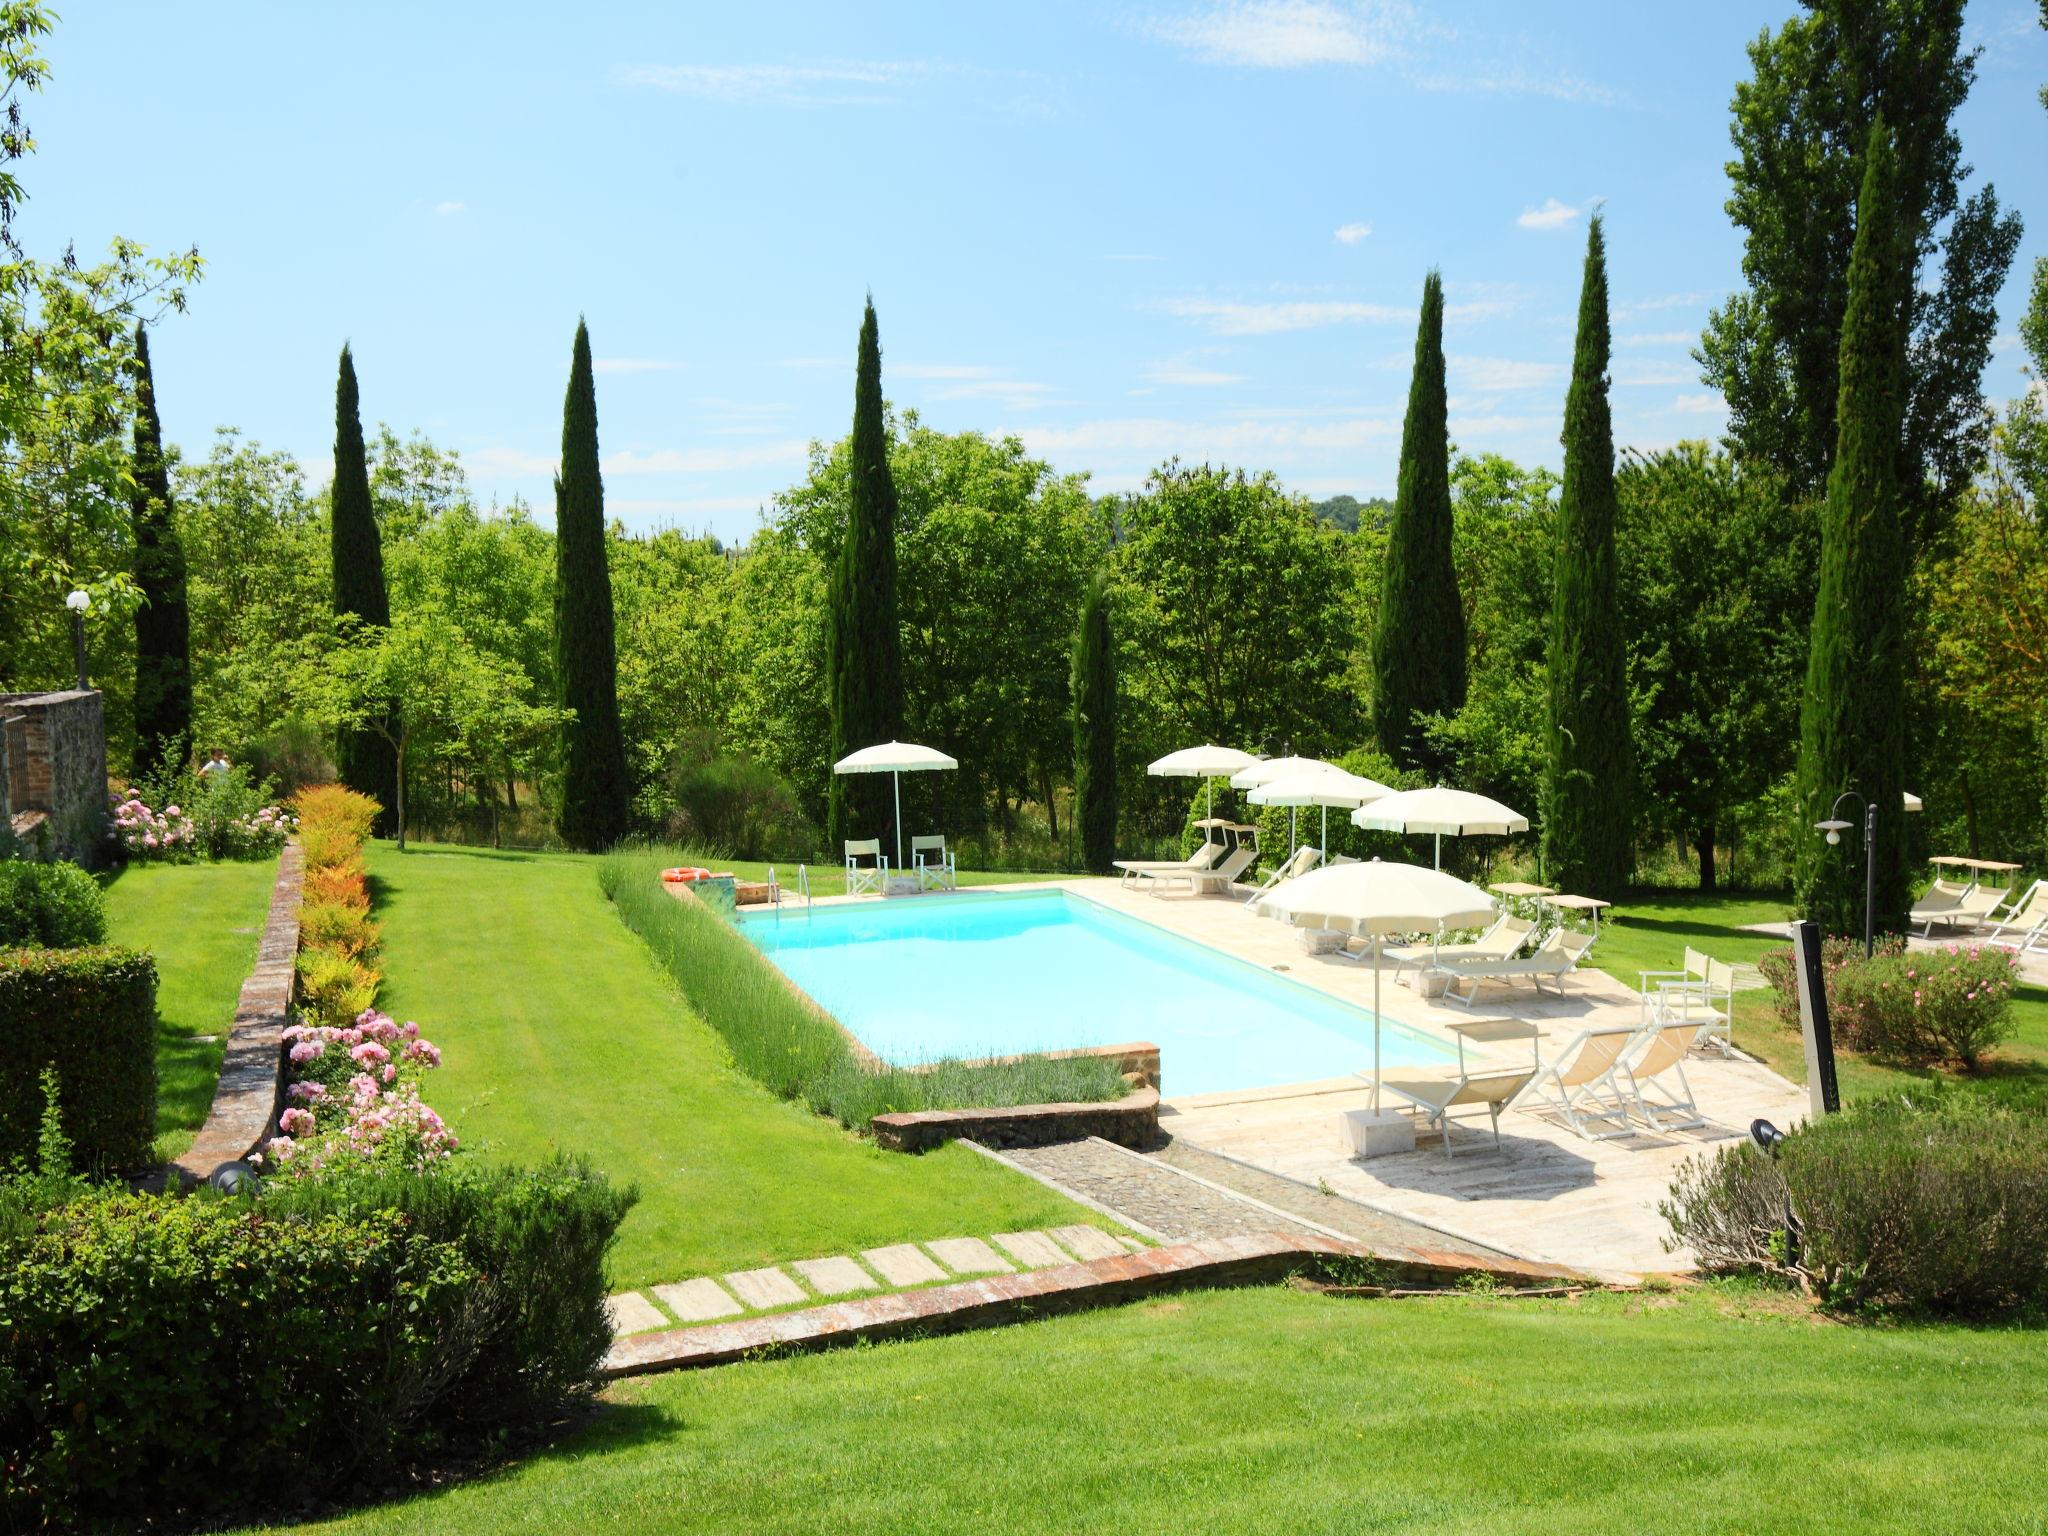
<box><xmin>1663</xmin><ymin>1093</ymin><xmax>2048</xmax><ymax>1318</ymax></box>
<box><xmin>295</xmin><ymin>946</ymin><xmax>379</xmax><ymax>1029</ymax></box>
<box><xmin>1831</xmin><ymin>944</ymin><xmax>2019</xmax><ymax>1068</ymax></box>
<box><xmin>596</xmin><ymin>847</ymin><xmax>1125</xmax><ymax>1129</ymax></box>
<box><xmin>0</xmin><ymin>860</ymin><xmax>107</xmax><ymax>948</ymax></box>
<box><xmin>0</xmin><ymin>1183</ymin><xmax>481</xmax><ymax>1527</ymax></box>
<box><xmin>0</xmin><ymin>947</ymin><xmax>157</xmax><ymax>1173</ymax></box>
<box><xmin>658</xmin><ymin>750</ymin><xmax>815</xmax><ymax>861</ymax></box>
<box><xmin>299</xmin><ymin>896</ymin><xmax>381</xmax><ymax>960</ymax></box>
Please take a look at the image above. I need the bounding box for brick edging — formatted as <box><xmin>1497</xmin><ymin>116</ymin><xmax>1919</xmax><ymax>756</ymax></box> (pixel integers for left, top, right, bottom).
<box><xmin>600</xmin><ymin>1231</ymin><xmax>1601</xmax><ymax>1377</ymax></box>
<box><xmin>873</xmin><ymin>1087</ymin><xmax>1161</xmax><ymax>1153</ymax></box>
<box><xmin>169</xmin><ymin>840</ymin><xmax>303</xmax><ymax>1183</ymax></box>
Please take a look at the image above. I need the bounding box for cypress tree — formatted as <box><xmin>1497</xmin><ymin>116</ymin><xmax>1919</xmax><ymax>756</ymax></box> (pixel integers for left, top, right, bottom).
<box><xmin>129</xmin><ymin>323</ymin><xmax>191</xmax><ymax>781</ymax></box>
<box><xmin>1794</xmin><ymin>122</ymin><xmax>1912</xmax><ymax>935</ymax></box>
<box><xmin>553</xmin><ymin>318</ymin><xmax>631</xmax><ymax>852</ymax></box>
<box><xmin>1370</xmin><ymin>269</ymin><xmax>1465</xmax><ymax>777</ymax></box>
<box><xmin>1541</xmin><ymin>214</ymin><xmax>1635</xmax><ymax>900</ymax></box>
<box><xmin>1071</xmin><ymin>570</ymin><xmax>1118</xmax><ymax>872</ymax></box>
<box><xmin>825</xmin><ymin>298</ymin><xmax>905</xmax><ymax>846</ymax></box>
<box><xmin>330</xmin><ymin>344</ymin><xmax>398</xmax><ymax>828</ymax></box>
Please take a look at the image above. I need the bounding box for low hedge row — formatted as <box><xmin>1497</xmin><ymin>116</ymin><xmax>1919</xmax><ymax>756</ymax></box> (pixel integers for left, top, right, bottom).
<box><xmin>0</xmin><ymin>859</ymin><xmax>106</xmax><ymax>948</ymax></box>
<box><xmin>293</xmin><ymin>785</ymin><xmax>384</xmax><ymax>1028</ymax></box>
<box><xmin>0</xmin><ymin>947</ymin><xmax>157</xmax><ymax>1173</ymax></box>
<box><xmin>0</xmin><ymin>1155</ymin><xmax>635</xmax><ymax>1528</ymax></box>
<box><xmin>1663</xmin><ymin>1093</ymin><xmax>2048</xmax><ymax>1318</ymax></box>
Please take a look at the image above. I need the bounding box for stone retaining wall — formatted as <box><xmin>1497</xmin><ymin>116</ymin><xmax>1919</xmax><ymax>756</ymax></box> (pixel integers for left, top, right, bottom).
<box><xmin>872</xmin><ymin>1086</ymin><xmax>1160</xmax><ymax>1153</ymax></box>
<box><xmin>171</xmin><ymin>841</ymin><xmax>304</xmax><ymax>1183</ymax></box>
<box><xmin>1</xmin><ymin>690</ymin><xmax>108</xmax><ymax>864</ymax></box>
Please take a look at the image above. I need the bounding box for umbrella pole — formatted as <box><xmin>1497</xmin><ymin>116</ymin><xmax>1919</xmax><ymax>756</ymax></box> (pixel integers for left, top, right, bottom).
<box><xmin>1434</xmin><ymin>831</ymin><xmax>1442</xmax><ymax>871</ymax></box>
<box><xmin>1289</xmin><ymin>807</ymin><xmax>1297</xmax><ymax>856</ymax></box>
<box><xmin>1372</xmin><ymin>936</ymin><xmax>1382</xmax><ymax>1114</ymax></box>
<box><xmin>893</xmin><ymin>771</ymin><xmax>903</xmax><ymax>871</ymax></box>
<box><xmin>1320</xmin><ymin>804</ymin><xmax>1328</xmax><ymax>853</ymax></box>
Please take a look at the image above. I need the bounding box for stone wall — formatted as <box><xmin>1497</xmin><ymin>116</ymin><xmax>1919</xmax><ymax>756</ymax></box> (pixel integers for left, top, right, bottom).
<box><xmin>0</xmin><ymin>690</ymin><xmax>108</xmax><ymax>865</ymax></box>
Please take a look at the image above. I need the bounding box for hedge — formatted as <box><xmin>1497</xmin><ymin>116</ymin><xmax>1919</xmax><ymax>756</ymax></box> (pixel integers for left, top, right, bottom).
<box><xmin>0</xmin><ymin>947</ymin><xmax>157</xmax><ymax>1173</ymax></box>
<box><xmin>0</xmin><ymin>1157</ymin><xmax>635</xmax><ymax>1528</ymax></box>
<box><xmin>0</xmin><ymin>860</ymin><xmax>107</xmax><ymax>948</ymax></box>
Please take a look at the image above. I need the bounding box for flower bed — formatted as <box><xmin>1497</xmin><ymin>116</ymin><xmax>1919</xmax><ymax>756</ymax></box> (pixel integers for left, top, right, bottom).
<box><xmin>110</xmin><ymin>763</ymin><xmax>296</xmax><ymax>863</ymax></box>
<box><xmin>292</xmin><ymin>785</ymin><xmax>383</xmax><ymax>1028</ymax></box>
<box><xmin>271</xmin><ymin>1010</ymin><xmax>455</xmax><ymax>1174</ymax></box>
<box><xmin>1759</xmin><ymin>935</ymin><xmax>2019</xmax><ymax>1069</ymax></box>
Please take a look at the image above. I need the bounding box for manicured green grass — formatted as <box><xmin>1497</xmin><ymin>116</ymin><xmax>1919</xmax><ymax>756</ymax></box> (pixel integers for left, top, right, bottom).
<box><xmin>363</xmin><ymin>842</ymin><xmax>1095</xmax><ymax>1287</ymax></box>
<box><xmin>99</xmin><ymin>857</ymin><xmax>280</xmax><ymax>1161</ymax></box>
<box><xmin>1593</xmin><ymin>889</ymin><xmax>2048</xmax><ymax>1102</ymax></box>
<box><xmin>640</xmin><ymin>847</ymin><xmax>1065</xmax><ymax>898</ymax></box>
<box><xmin>261</xmin><ymin>1283</ymin><xmax>2048</xmax><ymax>1534</ymax></box>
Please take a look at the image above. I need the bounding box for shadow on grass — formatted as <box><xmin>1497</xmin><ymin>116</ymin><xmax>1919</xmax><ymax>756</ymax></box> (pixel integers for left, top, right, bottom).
<box><xmin>153</xmin><ymin>1021</ymin><xmax>225</xmax><ymax>1141</ymax></box>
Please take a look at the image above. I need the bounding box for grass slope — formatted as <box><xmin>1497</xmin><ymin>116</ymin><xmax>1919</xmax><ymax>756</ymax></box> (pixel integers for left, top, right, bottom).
<box><xmin>99</xmin><ymin>856</ymin><xmax>279</xmax><ymax>1161</ymax></box>
<box><xmin>266</xmin><ymin>1284</ymin><xmax>2048</xmax><ymax>1535</ymax></box>
<box><xmin>1593</xmin><ymin>890</ymin><xmax>2048</xmax><ymax>1100</ymax></box>
<box><xmin>364</xmin><ymin>842</ymin><xmax>1092</xmax><ymax>1286</ymax></box>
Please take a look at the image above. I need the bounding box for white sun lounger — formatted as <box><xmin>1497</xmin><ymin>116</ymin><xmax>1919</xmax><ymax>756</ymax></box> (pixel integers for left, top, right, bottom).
<box><xmin>1371</xmin><ymin>1066</ymin><xmax>1539</xmax><ymax>1158</ymax></box>
<box><xmin>1617</xmin><ymin>1018</ymin><xmax>1712</xmax><ymax>1133</ymax></box>
<box><xmin>1908</xmin><ymin>878</ymin><xmax>1971</xmax><ymax>931</ymax></box>
<box><xmin>1917</xmin><ymin>881</ymin><xmax>2010</xmax><ymax>936</ymax></box>
<box><xmin>1985</xmin><ymin>880</ymin><xmax>2048</xmax><ymax>956</ymax></box>
<box><xmin>1114</xmin><ymin>841</ymin><xmax>1224</xmax><ymax>886</ymax></box>
<box><xmin>1431</xmin><ymin>927</ymin><xmax>1596</xmax><ymax>1007</ymax></box>
<box><xmin>1512</xmin><ymin>1023</ymin><xmax>1645</xmax><ymax>1141</ymax></box>
<box><xmin>1376</xmin><ymin>913</ymin><xmax>1534</xmax><ymax>972</ymax></box>
<box><xmin>1243</xmin><ymin>844</ymin><xmax>1320</xmax><ymax>908</ymax></box>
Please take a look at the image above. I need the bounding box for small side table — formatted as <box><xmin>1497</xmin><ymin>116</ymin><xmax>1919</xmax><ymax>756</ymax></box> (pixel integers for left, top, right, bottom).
<box><xmin>1444</xmin><ymin>1016</ymin><xmax>1543</xmax><ymax>1075</ymax></box>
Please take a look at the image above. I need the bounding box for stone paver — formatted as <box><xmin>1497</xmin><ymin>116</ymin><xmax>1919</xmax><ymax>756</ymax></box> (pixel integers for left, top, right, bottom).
<box><xmin>926</xmin><ymin>1236</ymin><xmax>1014</xmax><ymax>1275</ymax></box>
<box><xmin>1117</xmin><ymin>1236</ymin><xmax>1147</xmax><ymax>1253</ymax></box>
<box><xmin>724</xmin><ymin>1266</ymin><xmax>808</xmax><ymax>1310</ymax></box>
<box><xmin>990</xmin><ymin>1230</ymin><xmax>1073</xmax><ymax>1268</ymax></box>
<box><xmin>862</xmin><ymin>1243</ymin><xmax>949</xmax><ymax>1285</ymax></box>
<box><xmin>1007</xmin><ymin>1139</ymin><xmax>1323</xmax><ymax>1243</ymax></box>
<box><xmin>792</xmin><ymin>1255</ymin><xmax>878</xmax><ymax>1295</ymax></box>
<box><xmin>653</xmin><ymin>1277</ymin><xmax>744</xmax><ymax>1322</ymax></box>
<box><xmin>606</xmin><ymin>1292</ymin><xmax>667</xmax><ymax>1335</ymax></box>
<box><xmin>1050</xmin><ymin>1223</ymin><xmax>1125</xmax><ymax>1260</ymax></box>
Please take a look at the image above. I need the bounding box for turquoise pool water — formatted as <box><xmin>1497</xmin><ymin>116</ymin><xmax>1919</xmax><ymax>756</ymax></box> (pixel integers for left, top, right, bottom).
<box><xmin>739</xmin><ymin>889</ymin><xmax>1456</xmax><ymax>1097</ymax></box>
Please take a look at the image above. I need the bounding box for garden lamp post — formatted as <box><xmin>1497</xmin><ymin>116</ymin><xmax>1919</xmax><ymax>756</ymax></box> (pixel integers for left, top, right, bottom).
<box><xmin>64</xmin><ymin>589</ymin><xmax>90</xmax><ymax>691</ymax></box>
<box><xmin>1814</xmin><ymin>790</ymin><xmax>1878</xmax><ymax>959</ymax></box>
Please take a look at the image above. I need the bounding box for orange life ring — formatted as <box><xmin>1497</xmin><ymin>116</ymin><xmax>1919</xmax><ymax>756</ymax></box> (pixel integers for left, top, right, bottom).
<box><xmin>661</xmin><ymin>866</ymin><xmax>714</xmax><ymax>884</ymax></box>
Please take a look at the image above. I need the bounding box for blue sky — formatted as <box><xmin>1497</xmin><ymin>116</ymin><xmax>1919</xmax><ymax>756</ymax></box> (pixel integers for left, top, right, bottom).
<box><xmin>30</xmin><ymin>1</ymin><xmax>2048</xmax><ymax>541</ymax></box>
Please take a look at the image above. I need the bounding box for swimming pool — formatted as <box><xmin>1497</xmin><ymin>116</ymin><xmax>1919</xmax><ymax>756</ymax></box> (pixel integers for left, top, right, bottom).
<box><xmin>738</xmin><ymin>889</ymin><xmax>1456</xmax><ymax>1097</ymax></box>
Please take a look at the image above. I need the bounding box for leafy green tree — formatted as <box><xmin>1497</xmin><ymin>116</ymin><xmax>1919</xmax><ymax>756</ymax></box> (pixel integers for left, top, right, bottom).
<box><xmin>1071</xmin><ymin>570</ymin><xmax>1117</xmax><ymax>871</ymax></box>
<box><xmin>329</xmin><ymin>345</ymin><xmax>398</xmax><ymax>826</ymax></box>
<box><xmin>825</xmin><ymin>299</ymin><xmax>905</xmax><ymax>847</ymax></box>
<box><xmin>552</xmin><ymin>319</ymin><xmax>630</xmax><ymax>851</ymax></box>
<box><xmin>1371</xmin><ymin>270</ymin><xmax>1465</xmax><ymax>778</ymax></box>
<box><xmin>1794</xmin><ymin>123</ymin><xmax>1912</xmax><ymax>935</ymax></box>
<box><xmin>128</xmin><ymin>322</ymin><xmax>190</xmax><ymax>779</ymax></box>
<box><xmin>608</xmin><ymin>529</ymin><xmax>739</xmax><ymax>823</ymax></box>
<box><xmin>1542</xmin><ymin>214</ymin><xmax>1634</xmax><ymax>900</ymax></box>
<box><xmin>299</xmin><ymin>612</ymin><xmax>566</xmax><ymax>852</ymax></box>
<box><xmin>1698</xmin><ymin>0</ymin><xmax>2021</xmax><ymax>551</ymax></box>
<box><xmin>1617</xmin><ymin>445</ymin><xmax>1815</xmax><ymax>890</ymax></box>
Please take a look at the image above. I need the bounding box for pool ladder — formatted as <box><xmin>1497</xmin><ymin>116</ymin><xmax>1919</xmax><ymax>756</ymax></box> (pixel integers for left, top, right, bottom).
<box><xmin>768</xmin><ymin>863</ymin><xmax>812</xmax><ymax>917</ymax></box>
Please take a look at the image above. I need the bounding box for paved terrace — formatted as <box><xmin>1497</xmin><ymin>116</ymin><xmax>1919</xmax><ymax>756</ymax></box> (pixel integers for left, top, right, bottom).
<box><xmin>1059</xmin><ymin>878</ymin><xmax>1808</xmax><ymax>1277</ymax></box>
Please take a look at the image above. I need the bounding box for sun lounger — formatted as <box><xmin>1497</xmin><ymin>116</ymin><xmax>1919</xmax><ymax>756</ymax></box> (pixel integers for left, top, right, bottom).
<box><xmin>843</xmin><ymin>838</ymin><xmax>888</xmax><ymax>897</ymax></box>
<box><xmin>1908</xmin><ymin>878</ymin><xmax>1970</xmax><ymax>930</ymax></box>
<box><xmin>1371</xmin><ymin>1066</ymin><xmax>1539</xmax><ymax>1157</ymax></box>
<box><xmin>1184</xmin><ymin>842</ymin><xmax>1260</xmax><ymax>895</ymax></box>
<box><xmin>1431</xmin><ymin>927</ymin><xmax>1597</xmax><ymax>1007</ymax></box>
<box><xmin>1243</xmin><ymin>844</ymin><xmax>1320</xmax><ymax>907</ymax></box>
<box><xmin>1920</xmin><ymin>881</ymin><xmax>2016</xmax><ymax>935</ymax></box>
<box><xmin>1377</xmin><ymin>913</ymin><xmax>1534</xmax><ymax>972</ymax></box>
<box><xmin>1985</xmin><ymin>880</ymin><xmax>2048</xmax><ymax>955</ymax></box>
<box><xmin>1114</xmin><ymin>841</ymin><xmax>1224</xmax><ymax>886</ymax></box>
<box><xmin>1512</xmin><ymin>1023</ymin><xmax>1644</xmax><ymax>1141</ymax></box>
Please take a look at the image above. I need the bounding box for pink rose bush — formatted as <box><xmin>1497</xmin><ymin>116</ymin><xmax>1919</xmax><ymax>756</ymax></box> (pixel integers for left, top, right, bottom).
<box><xmin>110</xmin><ymin>795</ymin><xmax>195</xmax><ymax>859</ymax></box>
<box><xmin>268</xmin><ymin>1008</ymin><xmax>457</xmax><ymax>1175</ymax></box>
<box><xmin>1831</xmin><ymin>942</ymin><xmax>2021</xmax><ymax>1069</ymax></box>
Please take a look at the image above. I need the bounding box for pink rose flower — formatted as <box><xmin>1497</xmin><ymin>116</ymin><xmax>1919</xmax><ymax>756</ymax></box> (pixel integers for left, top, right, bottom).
<box><xmin>289</xmin><ymin>1039</ymin><xmax>324</xmax><ymax>1064</ymax></box>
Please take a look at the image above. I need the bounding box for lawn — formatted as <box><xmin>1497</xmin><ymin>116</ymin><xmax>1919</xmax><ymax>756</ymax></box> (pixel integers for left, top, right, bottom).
<box><xmin>99</xmin><ymin>856</ymin><xmax>280</xmax><ymax>1161</ymax></box>
<box><xmin>363</xmin><ymin>842</ymin><xmax>1094</xmax><ymax>1287</ymax></box>
<box><xmin>1592</xmin><ymin>888</ymin><xmax>2048</xmax><ymax>1102</ymax></box>
<box><xmin>262</xmin><ymin>1283</ymin><xmax>2048</xmax><ymax>1535</ymax></box>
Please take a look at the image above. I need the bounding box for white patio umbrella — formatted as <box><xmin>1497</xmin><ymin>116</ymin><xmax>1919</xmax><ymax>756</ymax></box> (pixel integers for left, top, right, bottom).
<box><xmin>833</xmin><ymin>740</ymin><xmax>958</xmax><ymax>870</ymax></box>
<box><xmin>1229</xmin><ymin>755</ymin><xmax>1335</xmax><ymax>790</ymax></box>
<box><xmin>1351</xmin><ymin>786</ymin><xmax>1529</xmax><ymax>870</ymax></box>
<box><xmin>1148</xmin><ymin>744</ymin><xmax>1260</xmax><ymax>821</ymax></box>
<box><xmin>1248</xmin><ymin>767</ymin><xmax>1393</xmax><ymax>855</ymax></box>
<box><xmin>1252</xmin><ymin>859</ymin><xmax>1496</xmax><ymax>1111</ymax></box>
<box><xmin>1903</xmin><ymin>790</ymin><xmax>1923</xmax><ymax>813</ymax></box>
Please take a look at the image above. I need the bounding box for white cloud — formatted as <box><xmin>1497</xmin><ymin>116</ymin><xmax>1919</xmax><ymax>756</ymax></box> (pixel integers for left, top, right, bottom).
<box><xmin>893</xmin><ymin>363</ymin><xmax>1000</xmax><ymax>380</ymax></box>
<box><xmin>433</xmin><ymin>200</ymin><xmax>466</xmax><ymax>216</ymax></box>
<box><xmin>594</xmin><ymin>358</ymin><xmax>682</xmax><ymax>375</ymax></box>
<box><xmin>1161</xmin><ymin>296</ymin><xmax>1408</xmax><ymax>335</ymax></box>
<box><xmin>617</xmin><ymin>61</ymin><xmax>926</xmax><ymax>106</ymax></box>
<box><xmin>606</xmin><ymin>441</ymin><xmax>811</xmax><ymax>474</ymax></box>
<box><xmin>462</xmin><ymin>446</ymin><xmax>555</xmax><ymax>479</ymax></box>
<box><xmin>1410</xmin><ymin>63</ymin><xmax>1614</xmax><ymax>105</ymax></box>
<box><xmin>1612</xmin><ymin>364</ymin><xmax>1695</xmax><ymax>388</ymax></box>
<box><xmin>1670</xmin><ymin>392</ymin><xmax>1727</xmax><ymax>415</ymax></box>
<box><xmin>1334</xmin><ymin>221</ymin><xmax>1374</xmax><ymax>244</ymax></box>
<box><xmin>1448</xmin><ymin>356</ymin><xmax>1564</xmax><ymax>392</ymax></box>
<box><xmin>1516</xmin><ymin>197</ymin><xmax>1579</xmax><ymax>231</ymax></box>
<box><xmin>1614</xmin><ymin>291</ymin><xmax>1710</xmax><ymax>319</ymax></box>
<box><xmin>1148</xmin><ymin>0</ymin><xmax>1405</xmax><ymax>68</ymax></box>
<box><xmin>1143</xmin><ymin>361</ymin><xmax>1249</xmax><ymax>386</ymax></box>
<box><xmin>1617</xmin><ymin>330</ymin><xmax>1693</xmax><ymax>347</ymax></box>
<box><xmin>893</xmin><ymin>363</ymin><xmax>1057</xmax><ymax>409</ymax></box>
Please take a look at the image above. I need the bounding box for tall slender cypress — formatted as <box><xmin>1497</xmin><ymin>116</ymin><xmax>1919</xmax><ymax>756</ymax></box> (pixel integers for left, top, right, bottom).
<box><xmin>1071</xmin><ymin>570</ymin><xmax>1118</xmax><ymax>872</ymax></box>
<box><xmin>129</xmin><ymin>323</ymin><xmax>191</xmax><ymax>780</ymax></box>
<box><xmin>825</xmin><ymin>297</ymin><xmax>905</xmax><ymax>846</ymax></box>
<box><xmin>1795</xmin><ymin>122</ymin><xmax>1911</xmax><ymax>934</ymax></box>
<box><xmin>1370</xmin><ymin>270</ymin><xmax>1465</xmax><ymax>777</ymax></box>
<box><xmin>330</xmin><ymin>344</ymin><xmax>398</xmax><ymax>827</ymax></box>
<box><xmin>553</xmin><ymin>319</ymin><xmax>631</xmax><ymax>851</ymax></box>
<box><xmin>1541</xmin><ymin>214</ymin><xmax>1634</xmax><ymax>900</ymax></box>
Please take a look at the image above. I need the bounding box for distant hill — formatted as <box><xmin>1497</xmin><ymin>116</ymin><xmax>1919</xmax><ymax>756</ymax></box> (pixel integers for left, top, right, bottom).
<box><xmin>1310</xmin><ymin>494</ymin><xmax>1392</xmax><ymax>534</ymax></box>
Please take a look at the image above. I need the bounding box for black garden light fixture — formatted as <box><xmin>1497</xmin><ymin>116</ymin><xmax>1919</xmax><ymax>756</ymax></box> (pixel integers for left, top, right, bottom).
<box><xmin>1814</xmin><ymin>789</ymin><xmax>1879</xmax><ymax>960</ymax></box>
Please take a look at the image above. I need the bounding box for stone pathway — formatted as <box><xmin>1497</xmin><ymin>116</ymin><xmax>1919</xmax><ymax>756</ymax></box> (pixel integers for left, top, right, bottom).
<box><xmin>1000</xmin><ymin>1137</ymin><xmax>1326</xmax><ymax>1242</ymax></box>
<box><xmin>606</xmin><ymin>1223</ymin><xmax>1146</xmax><ymax>1337</ymax></box>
